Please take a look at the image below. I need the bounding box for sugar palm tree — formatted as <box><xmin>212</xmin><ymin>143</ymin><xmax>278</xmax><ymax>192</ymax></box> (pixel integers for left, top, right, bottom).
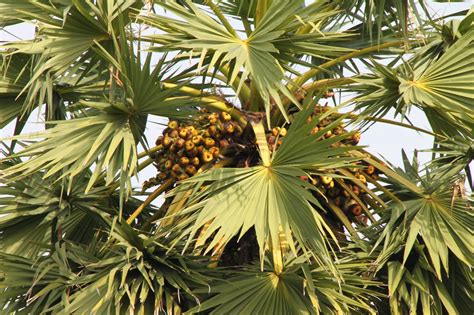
<box><xmin>0</xmin><ymin>1</ymin><xmax>472</xmax><ymax>314</ymax></box>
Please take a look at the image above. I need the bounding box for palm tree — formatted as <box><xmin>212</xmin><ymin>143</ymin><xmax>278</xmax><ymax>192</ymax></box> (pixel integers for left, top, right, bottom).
<box><xmin>0</xmin><ymin>0</ymin><xmax>472</xmax><ymax>314</ymax></box>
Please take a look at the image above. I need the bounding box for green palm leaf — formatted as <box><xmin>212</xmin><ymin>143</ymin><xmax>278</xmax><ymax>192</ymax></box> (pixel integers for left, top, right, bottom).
<box><xmin>168</xmin><ymin>102</ymin><xmax>360</xmax><ymax>268</ymax></box>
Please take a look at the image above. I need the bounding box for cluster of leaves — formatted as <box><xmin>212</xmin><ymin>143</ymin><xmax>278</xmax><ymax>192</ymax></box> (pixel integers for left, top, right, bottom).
<box><xmin>0</xmin><ymin>0</ymin><xmax>472</xmax><ymax>314</ymax></box>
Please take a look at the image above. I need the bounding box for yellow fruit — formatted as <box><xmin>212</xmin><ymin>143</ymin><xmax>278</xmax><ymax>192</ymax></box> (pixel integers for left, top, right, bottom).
<box><xmin>187</xmin><ymin>126</ymin><xmax>198</xmax><ymax>136</ymax></box>
<box><xmin>321</xmin><ymin>176</ymin><xmax>333</xmax><ymax>185</ymax></box>
<box><xmin>185</xmin><ymin>165</ymin><xmax>197</xmax><ymax>175</ymax></box>
<box><xmin>224</xmin><ymin>122</ymin><xmax>235</xmax><ymax>134</ymax></box>
<box><xmin>272</xmin><ymin>127</ymin><xmax>280</xmax><ymax>137</ymax></box>
<box><xmin>366</xmin><ymin>165</ymin><xmax>375</xmax><ymax>175</ymax></box>
<box><xmin>168</xmin><ymin>120</ymin><xmax>179</xmax><ymax>129</ymax></box>
<box><xmin>191</xmin><ymin>157</ymin><xmax>200</xmax><ymax>166</ymax></box>
<box><xmin>357</xmin><ymin>174</ymin><xmax>367</xmax><ymax>185</ymax></box>
<box><xmin>185</xmin><ymin>140</ymin><xmax>195</xmax><ymax>151</ymax></box>
<box><xmin>209</xmin><ymin>146</ymin><xmax>220</xmax><ymax>158</ymax></box>
<box><xmin>175</xmin><ymin>138</ymin><xmax>185</xmax><ymax>149</ymax></box>
<box><xmin>201</xmin><ymin>151</ymin><xmax>214</xmax><ymax>163</ymax></box>
<box><xmin>351</xmin><ymin>131</ymin><xmax>361</xmax><ymax>144</ymax></box>
<box><xmin>192</xmin><ymin>135</ymin><xmax>202</xmax><ymax>145</ymax></box>
<box><xmin>162</xmin><ymin>136</ymin><xmax>172</xmax><ymax>147</ymax></box>
<box><xmin>178</xmin><ymin>128</ymin><xmax>188</xmax><ymax>139</ymax></box>
<box><xmin>204</xmin><ymin>138</ymin><xmax>215</xmax><ymax>148</ymax></box>
<box><xmin>164</xmin><ymin>160</ymin><xmax>173</xmax><ymax>170</ymax></box>
<box><xmin>220</xmin><ymin>112</ymin><xmax>232</xmax><ymax>122</ymax></box>
<box><xmin>279</xmin><ymin>127</ymin><xmax>287</xmax><ymax>137</ymax></box>
<box><xmin>208</xmin><ymin>125</ymin><xmax>218</xmax><ymax>137</ymax></box>
<box><xmin>168</xmin><ymin>129</ymin><xmax>178</xmax><ymax>138</ymax></box>
<box><xmin>310</xmin><ymin>126</ymin><xmax>319</xmax><ymax>135</ymax></box>
<box><xmin>172</xmin><ymin>164</ymin><xmax>181</xmax><ymax>173</ymax></box>
<box><xmin>325</xmin><ymin>130</ymin><xmax>332</xmax><ymax>138</ymax></box>
<box><xmin>179</xmin><ymin>156</ymin><xmax>190</xmax><ymax>166</ymax></box>
<box><xmin>178</xmin><ymin>174</ymin><xmax>189</xmax><ymax>181</ymax></box>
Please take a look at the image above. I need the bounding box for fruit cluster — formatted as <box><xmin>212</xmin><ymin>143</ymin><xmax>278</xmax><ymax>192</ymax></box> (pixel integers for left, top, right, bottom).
<box><xmin>307</xmin><ymin>161</ymin><xmax>383</xmax><ymax>219</ymax></box>
<box><xmin>144</xmin><ymin>111</ymin><xmax>242</xmax><ymax>189</ymax></box>
<box><xmin>298</xmin><ymin>105</ymin><xmax>382</xmax><ymax>219</ymax></box>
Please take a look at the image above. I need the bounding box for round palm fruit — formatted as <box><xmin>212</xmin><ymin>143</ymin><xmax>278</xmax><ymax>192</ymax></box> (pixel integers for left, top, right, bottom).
<box><xmin>157</xmin><ymin>172</ymin><xmax>168</xmax><ymax>181</ymax></box>
<box><xmin>234</xmin><ymin>125</ymin><xmax>243</xmax><ymax>136</ymax></box>
<box><xmin>155</xmin><ymin>136</ymin><xmax>163</xmax><ymax>146</ymax></box>
<box><xmin>208</xmin><ymin>113</ymin><xmax>219</xmax><ymax>125</ymax></box>
<box><xmin>352</xmin><ymin>185</ymin><xmax>360</xmax><ymax>195</ymax></box>
<box><xmin>187</xmin><ymin>147</ymin><xmax>198</xmax><ymax>157</ymax></box>
<box><xmin>162</xmin><ymin>136</ymin><xmax>172</xmax><ymax>147</ymax></box>
<box><xmin>221</xmin><ymin>111</ymin><xmax>232</xmax><ymax>122</ymax></box>
<box><xmin>168</xmin><ymin>129</ymin><xmax>179</xmax><ymax>138</ymax></box>
<box><xmin>178</xmin><ymin>128</ymin><xmax>189</xmax><ymax>139</ymax></box>
<box><xmin>185</xmin><ymin>165</ymin><xmax>197</xmax><ymax>175</ymax></box>
<box><xmin>169</xmin><ymin>144</ymin><xmax>178</xmax><ymax>153</ymax></box>
<box><xmin>179</xmin><ymin>156</ymin><xmax>190</xmax><ymax>166</ymax></box>
<box><xmin>175</xmin><ymin>138</ymin><xmax>185</xmax><ymax>149</ymax></box>
<box><xmin>208</xmin><ymin>125</ymin><xmax>218</xmax><ymax>137</ymax></box>
<box><xmin>267</xmin><ymin>135</ymin><xmax>276</xmax><ymax>146</ymax></box>
<box><xmin>224</xmin><ymin>122</ymin><xmax>235</xmax><ymax>134</ymax></box>
<box><xmin>324</xmin><ymin>130</ymin><xmax>332</xmax><ymax>138</ymax></box>
<box><xmin>334</xmin><ymin>196</ymin><xmax>345</xmax><ymax>207</ymax></box>
<box><xmin>172</xmin><ymin>164</ymin><xmax>182</xmax><ymax>173</ymax></box>
<box><xmin>178</xmin><ymin>174</ymin><xmax>189</xmax><ymax>181</ymax></box>
<box><xmin>219</xmin><ymin>139</ymin><xmax>230</xmax><ymax>148</ymax></box>
<box><xmin>168</xmin><ymin>120</ymin><xmax>179</xmax><ymax>129</ymax></box>
<box><xmin>185</xmin><ymin>140</ymin><xmax>195</xmax><ymax>151</ymax></box>
<box><xmin>209</xmin><ymin>146</ymin><xmax>220</xmax><ymax>158</ymax></box>
<box><xmin>204</xmin><ymin>138</ymin><xmax>215</xmax><ymax>148</ymax></box>
<box><xmin>351</xmin><ymin>131</ymin><xmax>361</xmax><ymax>144</ymax></box>
<box><xmin>279</xmin><ymin>127</ymin><xmax>287</xmax><ymax>137</ymax></box>
<box><xmin>192</xmin><ymin>135</ymin><xmax>203</xmax><ymax>145</ymax></box>
<box><xmin>366</xmin><ymin>165</ymin><xmax>375</xmax><ymax>175</ymax></box>
<box><xmin>310</xmin><ymin>126</ymin><xmax>319</xmax><ymax>135</ymax></box>
<box><xmin>272</xmin><ymin>127</ymin><xmax>280</xmax><ymax>137</ymax></box>
<box><xmin>356</xmin><ymin>174</ymin><xmax>367</xmax><ymax>185</ymax></box>
<box><xmin>187</xmin><ymin>126</ymin><xmax>198</xmax><ymax>136</ymax></box>
<box><xmin>320</xmin><ymin>176</ymin><xmax>333</xmax><ymax>185</ymax></box>
<box><xmin>349</xmin><ymin>203</ymin><xmax>362</xmax><ymax>216</ymax></box>
<box><xmin>191</xmin><ymin>157</ymin><xmax>200</xmax><ymax>166</ymax></box>
<box><xmin>333</xmin><ymin>126</ymin><xmax>344</xmax><ymax>135</ymax></box>
<box><xmin>328</xmin><ymin>180</ymin><xmax>335</xmax><ymax>188</ymax></box>
<box><xmin>201</xmin><ymin>150</ymin><xmax>214</xmax><ymax>163</ymax></box>
<box><xmin>164</xmin><ymin>160</ymin><xmax>173</xmax><ymax>170</ymax></box>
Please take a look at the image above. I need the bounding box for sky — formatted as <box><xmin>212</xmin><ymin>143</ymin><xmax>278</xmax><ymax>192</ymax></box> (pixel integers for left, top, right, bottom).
<box><xmin>0</xmin><ymin>1</ymin><xmax>471</xmax><ymax>200</ymax></box>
